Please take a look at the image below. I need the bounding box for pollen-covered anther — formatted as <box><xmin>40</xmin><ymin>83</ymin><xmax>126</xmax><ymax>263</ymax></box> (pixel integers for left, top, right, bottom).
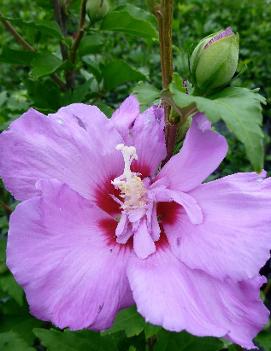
<box><xmin>112</xmin><ymin>144</ymin><xmax>147</xmax><ymax>211</ymax></box>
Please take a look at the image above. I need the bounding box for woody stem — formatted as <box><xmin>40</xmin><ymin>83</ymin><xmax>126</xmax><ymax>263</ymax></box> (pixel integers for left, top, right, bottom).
<box><xmin>154</xmin><ymin>0</ymin><xmax>175</xmax><ymax>161</ymax></box>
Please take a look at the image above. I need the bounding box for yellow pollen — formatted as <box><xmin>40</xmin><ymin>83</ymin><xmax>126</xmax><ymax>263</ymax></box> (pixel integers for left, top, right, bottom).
<box><xmin>112</xmin><ymin>144</ymin><xmax>146</xmax><ymax>211</ymax></box>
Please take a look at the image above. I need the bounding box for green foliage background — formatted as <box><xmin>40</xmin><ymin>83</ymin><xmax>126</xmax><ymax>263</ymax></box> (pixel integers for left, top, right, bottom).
<box><xmin>0</xmin><ymin>0</ymin><xmax>270</xmax><ymax>350</ymax></box>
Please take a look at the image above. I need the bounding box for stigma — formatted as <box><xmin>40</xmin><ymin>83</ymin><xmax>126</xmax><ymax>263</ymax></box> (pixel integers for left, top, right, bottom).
<box><xmin>112</xmin><ymin>144</ymin><xmax>147</xmax><ymax>212</ymax></box>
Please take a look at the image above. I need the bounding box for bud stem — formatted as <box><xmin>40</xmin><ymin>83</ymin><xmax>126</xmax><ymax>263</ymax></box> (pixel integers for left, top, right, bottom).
<box><xmin>154</xmin><ymin>0</ymin><xmax>175</xmax><ymax>161</ymax></box>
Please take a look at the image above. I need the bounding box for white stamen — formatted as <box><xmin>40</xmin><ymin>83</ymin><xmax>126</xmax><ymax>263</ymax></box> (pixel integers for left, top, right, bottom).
<box><xmin>112</xmin><ymin>144</ymin><xmax>146</xmax><ymax>212</ymax></box>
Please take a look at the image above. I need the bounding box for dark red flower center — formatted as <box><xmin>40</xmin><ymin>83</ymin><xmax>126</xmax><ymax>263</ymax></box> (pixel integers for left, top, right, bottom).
<box><xmin>95</xmin><ymin>165</ymin><xmax>181</xmax><ymax>252</ymax></box>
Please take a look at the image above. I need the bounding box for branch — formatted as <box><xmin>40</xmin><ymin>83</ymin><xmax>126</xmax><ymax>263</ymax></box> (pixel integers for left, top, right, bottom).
<box><xmin>0</xmin><ymin>15</ymin><xmax>35</xmax><ymax>52</ymax></box>
<box><xmin>154</xmin><ymin>0</ymin><xmax>174</xmax><ymax>160</ymax></box>
<box><xmin>0</xmin><ymin>12</ymin><xmax>67</xmax><ymax>91</ymax></box>
<box><xmin>52</xmin><ymin>0</ymin><xmax>76</xmax><ymax>88</ymax></box>
<box><xmin>52</xmin><ymin>0</ymin><xmax>69</xmax><ymax>60</ymax></box>
<box><xmin>70</xmin><ymin>0</ymin><xmax>88</xmax><ymax>64</ymax></box>
<box><xmin>51</xmin><ymin>73</ymin><xmax>68</xmax><ymax>91</ymax></box>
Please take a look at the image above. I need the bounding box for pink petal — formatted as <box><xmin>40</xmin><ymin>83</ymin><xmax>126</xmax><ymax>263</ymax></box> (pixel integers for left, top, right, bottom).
<box><xmin>111</xmin><ymin>95</ymin><xmax>140</xmax><ymax>137</ymax></box>
<box><xmin>153</xmin><ymin>188</ymin><xmax>203</xmax><ymax>224</ymax></box>
<box><xmin>157</xmin><ymin>113</ymin><xmax>228</xmax><ymax>191</ymax></box>
<box><xmin>127</xmin><ymin>247</ymin><xmax>268</xmax><ymax>349</ymax></box>
<box><xmin>0</xmin><ymin>105</ymin><xmax>123</xmax><ymax>201</ymax></box>
<box><xmin>129</xmin><ymin>106</ymin><xmax>166</xmax><ymax>177</ymax></box>
<box><xmin>7</xmin><ymin>180</ymin><xmax>133</xmax><ymax>330</ymax></box>
<box><xmin>133</xmin><ymin>219</ymin><xmax>156</xmax><ymax>259</ymax></box>
<box><xmin>166</xmin><ymin>172</ymin><xmax>271</xmax><ymax>281</ymax></box>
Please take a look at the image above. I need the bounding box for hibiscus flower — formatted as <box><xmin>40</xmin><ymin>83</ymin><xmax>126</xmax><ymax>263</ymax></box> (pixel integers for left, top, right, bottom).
<box><xmin>0</xmin><ymin>96</ymin><xmax>270</xmax><ymax>349</ymax></box>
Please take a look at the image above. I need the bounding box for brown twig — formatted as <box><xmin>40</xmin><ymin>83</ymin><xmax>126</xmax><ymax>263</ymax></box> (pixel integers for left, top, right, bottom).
<box><xmin>70</xmin><ymin>0</ymin><xmax>88</xmax><ymax>65</ymax></box>
<box><xmin>0</xmin><ymin>12</ymin><xmax>67</xmax><ymax>91</ymax></box>
<box><xmin>154</xmin><ymin>1</ymin><xmax>174</xmax><ymax>160</ymax></box>
<box><xmin>52</xmin><ymin>0</ymin><xmax>69</xmax><ymax>60</ymax></box>
<box><xmin>0</xmin><ymin>15</ymin><xmax>35</xmax><ymax>52</ymax></box>
<box><xmin>52</xmin><ymin>0</ymin><xmax>76</xmax><ymax>88</ymax></box>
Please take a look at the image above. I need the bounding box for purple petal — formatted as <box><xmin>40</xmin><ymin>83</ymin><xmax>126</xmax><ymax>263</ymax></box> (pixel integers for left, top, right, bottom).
<box><xmin>157</xmin><ymin>113</ymin><xmax>228</xmax><ymax>191</ymax></box>
<box><xmin>166</xmin><ymin>172</ymin><xmax>271</xmax><ymax>281</ymax></box>
<box><xmin>205</xmin><ymin>27</ymin><xmax>234</xmax><ymax>49</ymax></box>
<box><xmin>153</xmin><ymin>188</ymin><xmax>203</xmax><ymax>225</ymax></box>
<box><xmin>0</xmin><ymin>105</ymin><xmax>123</xmax><ymax>201</ymax></box>
<box><xmin>111</xmin><ymin>95</ymin><xmax>140</xmax><ymax>138</ymax></box>
<box><xmin>129</xmin><ymin>106</ymin><xmax>166</xmax><ymax>177</ymax></box>
<box><xmin>7</xmin><ymin>180</ymin><xmax>133</xmax><ymax>330</ymax></box>
<box><xmin>133</xmin><ymin>219</ymin><xmax>156</xmax><ymax>259</ymax></box>
<box><xmin>127</xmin><ymin>247</ymin><xmax>268</xmax><ymax>349</ymax></box>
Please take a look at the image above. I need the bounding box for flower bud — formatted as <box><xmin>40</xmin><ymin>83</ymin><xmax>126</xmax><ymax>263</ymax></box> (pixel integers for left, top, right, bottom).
<box><xmin>190</xmin><ymin>27</ymin><xmax>239</xmax><ymax>91</ymax></box>
<box><xmin>87</xmin><ymin>0</ymin><xmax>110</xmax><ymax>20</ymax></box>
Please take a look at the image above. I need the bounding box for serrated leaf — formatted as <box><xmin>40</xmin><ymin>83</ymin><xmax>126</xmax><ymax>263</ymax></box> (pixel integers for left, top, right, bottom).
<box><xmin>132</xmin><ymin>82</ymin><xmax>160</xmax><ymax>110</ymax></box>
<box><xmin>103</xmin><ymin>306</ymin><xmax>145</xmax><ymax>337</ymax></box>
<box><xmin>30</xmin><ymin>53</ymin><xmax>63</xmax><ymax>80</ymax></box>
<box><xmin>33</xmin><ymin>328</ymin><xmax>118</xmax><ymax>351</ymax></box>
<box><xmin>154</xmin><ymin>330</ymin><xmax>224</xmax><ymax>351</ymax></box>
<box><xmin>170</xmin><ymin>80</ymin><xmax>265</xmax><ymax>171</ymax></box>
<box><xmin>0</xmin><ymin>274</ymin><xmax>24</xmax><ymax>305</ymax></box>
<box><xmin>102</xmin><ymin>59</ymin><xmax>146</xmax><ymax>90</ymax></box>
<box><xmin>0</xmin><ymin>331</ymin><xmax>35</xmax><ymax>351</ymax></box>
<box><xmin>101</xmin><ymin>5</ymin><xmax>157</xmax><ymax>39</ymax></box>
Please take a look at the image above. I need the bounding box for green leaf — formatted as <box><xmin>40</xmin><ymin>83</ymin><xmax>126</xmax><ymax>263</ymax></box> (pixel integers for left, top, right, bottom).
<box><xmin>30</xmin><ymin>53</ymin><xmax>63</xmax><ymax>80</ymax></box>
<box><xmin>79</xmin><ymin>34</ymin><xmax>104</xmax><ymax>56</ymax></box>
<box><xmin>170</xmin><ymin>80</ymin><xmax>265</xmax><ymax>171</ymax></box>
<box><xmin>132</xmin><ymin>82</ymin><xmax>160</xmax><ymax>110</ymax></box>
<box><xmin>0</xmin><ymin>238</ymin><xmax>7</xmax><ymax>263</ymax></box>
<box><xmin>84</xmin><ymin>62</ymin><xmax>102</xmax><ymax>82</ymax></box>
<box><xmin>0</xmin><ymin>274</ymin><xmax>24</xmax><ymax>305</ymax></box>
<box><xmin>0</xmin><ymin>331</ymin><xmax>35</xmax><ymax>351</ymax></box>
<box><xmin>103</xmin><ymin>306</ymin><xmax>145</xmax><ymax>337</ymax></box>
<box><xmin>256</xmin><ymin>331</ymin><xmax>271</xmax><ymax>351</ymax></box>
<box><xmin>0</xmin><ymin>238</ymin><xmax>7</xmax><ymax>274</ymax></box>
<box><xmin>101</xmin><ymin>5</ymin><xmax>158</xmax><ymax>39</ymax></box>
<box><xmin>31</xmin><ymin>20</ymin><xmax>63</xmax><ymax>38</ymax></box>
<box><xmin>0</xmin><ymin>311</ymin><xmax>42</xmax><ymax>344</ymax></box>
<box><xmin>33</xmin><ymin>328</ymin><xmax>118</xmax><ymax>351</ymax></box>
<box><xmin>144</xmin><ymin>324</ymin><xmax>161</xmax><ymax>338</ymax></box>
<box><xmin>102</xmin><ymin>59</ymin><xmax>146</xmax><ymax>90</ymax></box>
<box><xmin>0</xmin><ymin>91</ymin><xmax>7</xmax><ymax>107</ymax></box>
<box><xmin>0</xmin><ymin>48</ymin><xmax>36</xmax><ymax>65</ymax></box>
<box><xmin>62</xmin><ymin>80</ymin><xmax>91</xmax><ymax>105</ymax></box>
<box><xmin>95</xmin><ymin>101</ymin><xmax>113</xmax><ymax>117</ymax></box>
<box><xmin>0</xmin><ymin>16</ymin><xmax>62</xmax><ymax>38</ymax></box>
<box><xmin>154</xmin><ymin>330</ymin><xmax>224</xmax><ymax>351</ymax></box>
<box><xmin>25</xmin><ymin>79</ymin><xmax>61</xmax><ymax>111</ymax></box>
